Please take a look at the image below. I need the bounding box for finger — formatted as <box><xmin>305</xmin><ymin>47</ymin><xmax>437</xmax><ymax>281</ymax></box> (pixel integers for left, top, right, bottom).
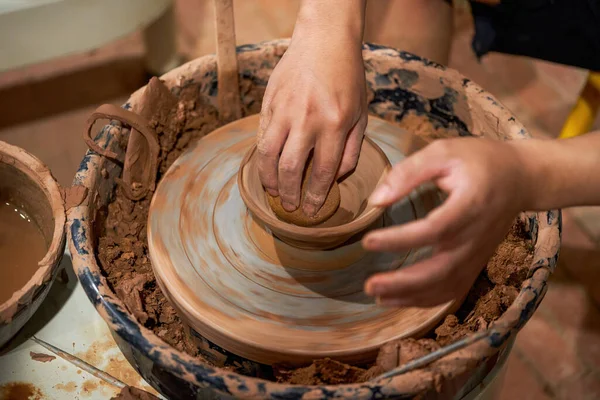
<box><xmin>303</xmin><ymin>133</ymin><xmax>346</xmax><ymax>216</ymax></box>
<box><xmin>257</xmin><ymin>115</ymin><xmax>289</xmax><ymax>196</ymax></box>
<box><xmin>257</xmin><ymin>87</ymin><xmax>276</xmax><ymax>144</ymax></box>
<box><xmin>366</xmin><ymin>250</ymin><xmax>456</xmax><ymax>298</ymax></box>
<box><xmin>369</xmin><ymin>144</ymin><xmax>448</xmax><ymax>207</ymax></box>
<box><xmin>277</xmin><ymin>130</ymin><xmax>313</xmax><ymax>211</ymax></box>
<box><xmin>362</xmin><ymin>190</ymin><xmax>475</xmax><ymax>252</ymax></box>
<box><xmin>374</xmin><ymin>256</ymin><xmax>478</xmax><ymax>308</ymax></box>
<box><xmin>337</xmin><ymin>115</ymin><xmax>367</xmax><ymax>179</ymax></box>
<box><xmin>257</xmin><ymin>101</ymin><xmax>271</xmax><ymax>143</ymax></box>
<box><xmin>365</xmin><ymin>245</ymin><xmax>477</xmax><ymax>307</ymax></box>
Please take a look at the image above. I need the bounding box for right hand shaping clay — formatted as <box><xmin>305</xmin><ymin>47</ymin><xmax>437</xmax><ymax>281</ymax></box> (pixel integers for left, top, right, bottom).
<box><xmin>267</xmin><ymin>160</ymin><xmax>340</xmax><ymax>227</ymax></box>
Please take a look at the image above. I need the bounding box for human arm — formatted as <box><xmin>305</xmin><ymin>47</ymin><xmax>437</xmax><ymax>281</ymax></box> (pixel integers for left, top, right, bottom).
<box><xmin>257</xmin><ymin>0</ymin><xmax>368</xmax><ymax>217</ymax></box>
<box><xmin>517</xmin><ymin>133</ymin><xmax>600</xmax><ymax>209</ymax></box>
<box><xmin>361</xmin><ymin>132</ymin><xmax>600</xmax><ymax>307</ymax></box>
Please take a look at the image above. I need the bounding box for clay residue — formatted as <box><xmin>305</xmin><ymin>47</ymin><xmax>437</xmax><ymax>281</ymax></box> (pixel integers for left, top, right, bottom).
<box><xmin>110</xmin><ymin>386</ymin><xmax>161</xmax><ymax>400</ymax></box>
<box><xmin>97</xmin><ymin>78</ymin><xmax>222</xmax><ymax>359</ymax></box>
<box><xmin>76</xmin><ymin>339</ymin><xmax>115</xmax><ymax>367</ymax></box>
<box><xmin>54</xmin><ymin>381</ymin><xmax>77</xmax><ymax>393</ymax></box>
<box><xmin>115</xmin><ymin>273</ymin><xmax>152</xmax><ymax>325</ymax></box>
<box><xmin>29</xmin><ymin>351</ymin><xmax>56</xmax><ymax>363</ymax></box>
<box><xmin>81</xmin><ymin>379</ymin><xmax>99</xmax><ymax>395</ymax></box>
<box><xmin>361</xmin><ymin>338</ymin><xmax>442</xmax><ymax>380</ymax></box>
<box><xmin>397</xmin><ymin>111</ymin><xmax>461</xmax><ymax>140</ymax></box>
<box><xmin>0</xmin><ymin>382</ymin><xmax>44</xmax><ymax>400</ymax></box>
<box><xmin>96</xmin><ymin>78</ymin><xmax>534</xmax><ymax>385</ymax></box>
<box><xmin>74</xmin><ymin>338</ymin><xmax>158</xmax><ymax>395</ymax></box>
<box><xmin>486</xmin><ymin>220</ymin><xmax>533</xmax><ymax>287</ymax></box>
<box><xmin>61</xmin><ymin>185</ymin><xmax>88</xmax><ymax>210</ymax></box>
<box><xmin>433</xmin><ymin>222</ymin><xmax>531</xmax><ymax>347</ymax></box>
<box><xmin>104</xmin><ymin>355</ymin><xmax>149</xmax><ymax>390</ymax></box>
<box><xmin>274</xmin><ymin>358</ymin><xmax>369</xmax><ymax>385</ymax></box>
<box><xmin>274</xmin><ymin>338</ymin><xmax>445</xmax><ymax>385</ymax></box>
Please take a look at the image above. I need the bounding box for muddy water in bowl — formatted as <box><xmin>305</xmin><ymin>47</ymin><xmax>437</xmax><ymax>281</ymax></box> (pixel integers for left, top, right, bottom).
<box><xmin>0</xmin><ymin>141</ymin><xmax>65</xmax><ymax>347</ymax></box>
<box><xmin>0</xmin><ymin>199</ymin><xmax>48</xmax><ymax>304</ymax></box>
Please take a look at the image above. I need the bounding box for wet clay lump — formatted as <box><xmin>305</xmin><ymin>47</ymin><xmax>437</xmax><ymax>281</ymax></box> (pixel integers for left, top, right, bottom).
<box><xmin>0</xmin><ymin>200</ymin><xmax>47</xmax><ymax>304</ymax></box>
<box><xmin>267</xmin><ymin>159</ymin><xmax>341</xmax><ymax>227</ymax></box>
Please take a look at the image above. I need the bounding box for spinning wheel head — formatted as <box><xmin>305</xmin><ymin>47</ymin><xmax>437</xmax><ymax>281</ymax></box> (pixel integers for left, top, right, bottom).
<box><xmin>238</xmin><ymin>137</ymin><xmax>391</xmax><ymax>250</ymax></box>
<box><xmin>148</xmin><ymin>114</ymin><xmax>455</xmax><ymax>366</ymax></box>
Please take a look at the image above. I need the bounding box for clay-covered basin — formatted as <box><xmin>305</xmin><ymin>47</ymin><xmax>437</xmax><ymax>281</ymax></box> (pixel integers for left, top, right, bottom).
<box><xmin>67</xmin><ymin>40</ymin><xmax>560</xmax><ymax>399</ymax></box>
<box><xmin>0</xmin><ymin>141</ymin><xmax>66</xmax><ymax>348</ymax></box>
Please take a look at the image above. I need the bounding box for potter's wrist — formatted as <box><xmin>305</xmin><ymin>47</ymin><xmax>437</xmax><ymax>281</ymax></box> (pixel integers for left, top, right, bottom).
<box><xmin>295</xmin><ymin>0</ymin><xmax>366</xmax><ymax>45</ymax></box>
<box><xmin>509</xmin><ymin>140</ymin><xmax>556</xmax><ymax>211</ymax></box>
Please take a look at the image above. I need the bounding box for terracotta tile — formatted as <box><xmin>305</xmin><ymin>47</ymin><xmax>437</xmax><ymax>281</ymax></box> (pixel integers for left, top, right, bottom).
<box><xmin>568</xmin><ymin>206</ymin><xmax>600</xmax><ymax>243</ymax></box>
<box><xmin>534</xmin><ymin>60</ymin><xmax>587</xmax><ymax>101</ymax></box>
<box><xmin>556</xmin><ymin>255</ymin><xmax>600</xmax><ymax>316</ymax></box>
<box><xmin>515</xmin><ymin>312</ymin><xmax>585</xmax><ymax>386</ymax></box>
<box><xmin>516</xmin><ymin>79</ymin><xmax>573</xmax><ymax>137</ymax></box>
<box><xmin>539</xmin><ymin>282</ymin><xmax>600</xmax><ymax>373</ymax></box>
<box><xmin>481</xmin><ymin>53</ymin><xmax>538</xmax><ymax>97</ymax></box>
<box><xmin>555</xmin><ymin>371</ymin><xmax>600</xmax><ymax>400</ymax></box>
<box><xmin>558</xmin><ymin>212</ymin><xmax>600</xmax><ymax>306</ymax></box>
<box><xmin>449</xmin><ymin>29</ymin><xmax>510</xmax><ymax>100</ymax></box>
<box><xmin>561</xmin><ymin>210</ymin><xmax>598</xmax><ymax>249</ymax></box>
<box><xmin>498</xmin><ymin>350</ymin><xmax>553</xmax><ymax>400</ymax></box>
<box><xmin>499</xmin><ymin>96</ymin><xmax>552</xmax><ymax>139</ymax></box>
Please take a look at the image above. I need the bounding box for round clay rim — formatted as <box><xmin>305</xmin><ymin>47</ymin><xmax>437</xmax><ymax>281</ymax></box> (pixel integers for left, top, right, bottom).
<box><xmin>0</xmin><ymin>140</ymin><xmax>66</xmax><ymax>322</ymax></box>
<box><xmin>238</xmin><ymin>135</ymin><xmax>391</xmax><ymax>239</ymax></box>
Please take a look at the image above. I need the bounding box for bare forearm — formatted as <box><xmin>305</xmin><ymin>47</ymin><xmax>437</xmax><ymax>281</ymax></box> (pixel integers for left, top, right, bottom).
<box><xmin>295</xmin><ymin>0</ymin><xmax>366</xmax><ymax>46</ymax></box>
<box><xmin>515</xmin><ymin>132</ymin><xmax>600</xmax><ymax>210</ymax></box>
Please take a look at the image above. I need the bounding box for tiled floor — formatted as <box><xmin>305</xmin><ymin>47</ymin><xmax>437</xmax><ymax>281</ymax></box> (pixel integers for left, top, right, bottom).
<box><xmin>1</xmin><ymin>1</ymin><xmax>600</xmax><ymax>399</ymax></box>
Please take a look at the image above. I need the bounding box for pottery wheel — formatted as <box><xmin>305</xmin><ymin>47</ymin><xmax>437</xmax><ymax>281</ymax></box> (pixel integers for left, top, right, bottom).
<box><xmin>148</xmin><ymin>114</ymin><xmax>456</xmax><ymax>365</ymax></box>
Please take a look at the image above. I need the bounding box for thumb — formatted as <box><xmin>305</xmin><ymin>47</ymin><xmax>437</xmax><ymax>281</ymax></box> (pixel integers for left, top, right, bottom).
<box><xmin>369</xmin><ymin>145</ymin><xmax>446</xmax><ymax>207</ymax></box>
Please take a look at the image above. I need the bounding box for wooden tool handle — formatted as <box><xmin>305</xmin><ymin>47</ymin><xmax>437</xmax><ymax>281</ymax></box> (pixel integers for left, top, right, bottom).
<box><xmin>214</xmin><ymin>0</ymin><xmax>242</xmax><ymax>123</ymax></box>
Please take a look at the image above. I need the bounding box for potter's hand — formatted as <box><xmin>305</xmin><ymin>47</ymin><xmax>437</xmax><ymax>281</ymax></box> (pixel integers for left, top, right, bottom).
<box><xmin>362</xmin><ymin>138</ymin><xmax>528</xmax><ymax>307</ymax></box>
<box><xmin>257</xmin><ymin>0</ymin><xmax>368</xmax><ymax>217</ymax></box>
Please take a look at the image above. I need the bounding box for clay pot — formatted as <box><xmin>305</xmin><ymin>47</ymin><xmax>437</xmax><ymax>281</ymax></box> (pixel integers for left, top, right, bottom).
<box><xmin>0</xmin><ymin>141</ymin><xmax>66</xmax><ymax>348</ymax></box>
<box><xmin>238</xmin><ymin>137</ymin><xmax>390</xmax><ymax>250</ymax></box>
<box><xmin>67</xmin><ymin>40</ymin><xmax>561</xmax><ymax>400</ymax></box>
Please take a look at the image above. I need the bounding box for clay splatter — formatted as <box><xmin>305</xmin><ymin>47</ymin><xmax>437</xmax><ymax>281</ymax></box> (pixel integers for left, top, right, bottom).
<box><xmin>29</xmin><ymin>351</ymin><xmax>56</xmax><ymax>363</ymax></box>
<box><xmin>0</xmin><ymin>382</ymin><xmax>44</xmax><ymax>400</ymax></box>
<box><xmin>110</xmin><ymin>386</ymin><xmax>161</xmax><ymax>400</ymax></box>
<box><xmin>54</xmin><ymin>381</ymin><xmax>77</xmax><ymax>393</ymax></box>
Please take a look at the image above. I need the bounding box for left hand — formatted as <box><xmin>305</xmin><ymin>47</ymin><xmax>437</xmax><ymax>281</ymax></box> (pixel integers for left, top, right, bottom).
<box><xmin>362</xmin><ymin>137</ymin><xmax>530</xmax><ymax>307</ymax></box>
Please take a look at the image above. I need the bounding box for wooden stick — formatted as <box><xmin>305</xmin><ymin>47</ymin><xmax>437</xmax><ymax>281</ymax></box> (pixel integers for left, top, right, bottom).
<box><xmin>213</xmin><ymin>0</ymin><xmax>242</xmax><ymax>122</ymax></box>
<box><xmin>32</xmin><ymin>336</ymin><xmax>127</xmax><ymax>389</ymax></box>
